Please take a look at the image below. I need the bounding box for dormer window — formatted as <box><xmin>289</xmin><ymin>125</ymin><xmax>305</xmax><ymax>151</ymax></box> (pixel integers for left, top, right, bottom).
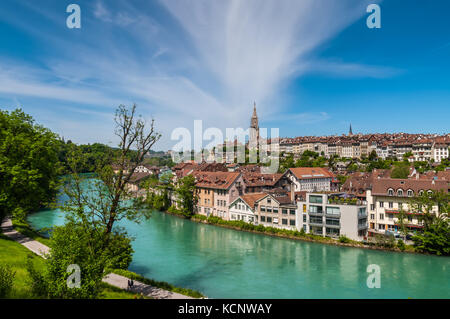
<box><xmin>418</xmin><ymin>190</ymin><xmax>424</xmax><ymax>196</ymax></box>
<box><xmin>397</xmin><ymin>189</ymin><xmax>404</xmax><ymax>197</ymax></box>
<box><xmin>407</xmin><ymin>189</ymin><xmax>414</xmax><ymax>197</ymax></box>
<box><xmin>388</xmin><ymin>188</ymin><xmax>394</xmax><ymax>196</ymax></box>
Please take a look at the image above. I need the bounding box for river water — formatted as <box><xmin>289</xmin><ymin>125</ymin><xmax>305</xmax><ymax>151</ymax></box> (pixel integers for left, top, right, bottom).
<box><xmin>28</xmin><ymin>189</ymin><xmax>449</xmax><ymax>299</ymax></box>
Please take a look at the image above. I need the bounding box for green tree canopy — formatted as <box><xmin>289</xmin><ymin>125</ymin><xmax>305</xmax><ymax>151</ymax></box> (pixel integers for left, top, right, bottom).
<box><xmin>0</xmin><ymin>109</ymin><xmax>60</xmax><ymax>220</ymax></box>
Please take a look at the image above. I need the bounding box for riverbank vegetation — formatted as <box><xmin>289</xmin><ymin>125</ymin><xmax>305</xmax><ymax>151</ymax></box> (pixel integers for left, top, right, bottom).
<box><xmin>408</xmin><ymin>191</ymin><xmax>449</xmax><ymax>256</ymax></box>
<box><xmin>111</xmin><ymin>269</ymin><xmax>205</xmax><ymax>298</ymax></box>
<box><xmin>163</xmin><ymin>205</ymin><xmax>429</xmax><ymax>254</ymax></box>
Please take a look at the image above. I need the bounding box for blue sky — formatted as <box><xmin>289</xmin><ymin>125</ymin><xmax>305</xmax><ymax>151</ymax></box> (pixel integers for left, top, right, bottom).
<box><xmin>0</xmin><ymin>0</ymin><xmax>449</xmax><ymax>150</ymax></box>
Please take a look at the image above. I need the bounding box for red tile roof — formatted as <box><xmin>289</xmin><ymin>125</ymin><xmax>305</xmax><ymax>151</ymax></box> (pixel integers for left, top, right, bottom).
<box><xmin>371</xmin><ymin>178</ymin><xmax>448</xmax><ymax>196</ymax></box>
<box><xmin>238</xmin><ymin>193</ymin><xmax>267</xmax><ymax>209</ymax></box>
<box><xmin>288</xmin><ymin>167</ymin><xmax>334</xmax><ymax>180</ymax></box>
<box><xmin>193</xmin><ymin>171</ymin><xmax>241</xmax><ymax>190</ymax></box>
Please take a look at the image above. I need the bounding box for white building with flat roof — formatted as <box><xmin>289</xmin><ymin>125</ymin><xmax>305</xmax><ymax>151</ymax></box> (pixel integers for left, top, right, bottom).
<box><xmin>296</xmin><ymin>193</ymin><xmax>368</xmax><ymax>241</ymax></box>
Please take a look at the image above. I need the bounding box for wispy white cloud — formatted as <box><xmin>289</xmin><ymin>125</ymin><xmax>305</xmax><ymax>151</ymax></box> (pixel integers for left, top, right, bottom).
<box><xmin>305</xmin><ymin>60</ymin><xmax>403</xmax><ymax>78</ymax></box>
<box><xmin>0</xmin><ymin>0</ymin><xmax>387</xmax><ymax>150</ymax></box>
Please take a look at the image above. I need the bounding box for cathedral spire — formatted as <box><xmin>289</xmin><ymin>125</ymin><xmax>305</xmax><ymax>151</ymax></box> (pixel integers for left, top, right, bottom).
<box><xmin>349</xmin><ymin>123</ymin><xmax>353</xmax><ymax>136</ymax></box>
<box><xmin>249</xmin><ymin>102</ymin><xmax>259</xmax><ymax>149</ymax></box>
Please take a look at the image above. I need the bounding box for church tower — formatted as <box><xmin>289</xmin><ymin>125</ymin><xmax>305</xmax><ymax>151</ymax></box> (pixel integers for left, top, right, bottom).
<box><xmin>249</xmin><ymin>102</ymin><xmax>260</xmax><ymax>148</ymax></box>
<box><xmin>349</xmin><ymin>123</ymin><xmax>353</xmax><ymax>136</ymax></box>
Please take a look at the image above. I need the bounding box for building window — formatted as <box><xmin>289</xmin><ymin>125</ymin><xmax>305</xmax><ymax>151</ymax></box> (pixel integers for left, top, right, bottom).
<box><xmin>282</xmin><ymin>219</ymin><xmax>288</xmax><ymax>225</ymax></box>
<box><xmin>380</xmin><ymin>214</ymin><xmax>384</xmax><ymax>220</ymax></box>
<box><xmin>407</xmin><ymin>190</ymin><xmax>414</xmax><ymax>197</ymax></box>
<box><xmin>309</xmin><ymin>195</ymin><xmax>323</xmax><ymax>203</ymax></box>
<box><xmin>370</xmin><ymin>204</ymin><xmax>375</xmax><ymax>211</ymax></box>
<box><xmin>370</xmin><ymin>214</ymin><xmax>375</xmax><ymax>220</ymax></box>
<box><xmin>326</xmin><ymin>218</ymin><xmax>340</xmax><ymax>226</ymax></box>
<box><xmin>289</xmin><ymin>219</ymin><xmax>296</xmax><ymax>226</ymax></box>
<box><xmin>397</xmin><ymin>189</ymin><xmax>403</xmax><ymax>197</ymax></box>
<box><xmin>309</xmin><ymin>205</ymin><xmax>323</xmax><ymax>214</ymax></box>
<box><xmin>379</xmin><ymin>201</ymin><xmax>384</xmax><ymax>208</ymax></box>
<box><xmin>260</xmin><ymin>206</ymin><xmax>266</xmax><ymax>212</ymax></box>
<box><xmin>310</xmin><ymin>216</ymin><xmax>323</xmax><ymax>224</ymax></box>
<box><xmin>303</xmin><ymin>215</ymin><xmax>307</xmax><ymax>222</ymax></box>
<box><xmin>388</xmin><ymin>189</ymin><xmax>394</xmax><ymax>196</ymax></box>
<box><xmin>389</xmin><ymin>202</ymin><xmax>393</xmax><ymax>208</ymax></box>
<box><xmin>326</xmin><ymin>206</ymin><xmax>340</xmax><ymax>215</ymax></box>
<box><xmin>290</xmin><ymin>209</ymin><xmax>296</xmax><ymax>215</ymax></box>
<box><xmin>326</xmin><ymin>228</ymin><xmax>339</xmax><ymax>236</ymax></box>
<box><xmin>282</xmin><ymin>209</ymin><xmax>288</xmax><ymax>215</ymax></box>
<box><xmin>260</xmin><ymin>216</ymin><xmax>266</xmax><ymax>222</ymax></box>
<box><xmin>267</xmin><ymin>217</ymin><xmax>272</xmax><ymax>223</ymax></box>
<box><xmin>273</xmin><ymin>207</ymin><xmax>279</xmax><ymax>214</ymax></box>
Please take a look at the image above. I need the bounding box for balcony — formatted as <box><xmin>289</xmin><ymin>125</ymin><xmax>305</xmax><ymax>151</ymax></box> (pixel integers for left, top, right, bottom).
<box><xmin>309</xmin><ymin>211</ymin><xmax>323</xmax><ymax>217</ymax></box>
<box><xmin>358</xmin><ymin>223</ymin><xmax>368</xmax><ymax>230</ymax></box>
<box><xmin>309</xmin><ymin>221</ymin><xmax>324</xmax><ymax>226</ymax></box>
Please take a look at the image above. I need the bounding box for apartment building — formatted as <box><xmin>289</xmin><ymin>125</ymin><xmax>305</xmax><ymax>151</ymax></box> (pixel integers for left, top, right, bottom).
<box><xmin>284</xmin><ymin>167</ymin><xmax>336</xmax><ymax>192</ymax></box>
<box><xmin>228</xmin><ymin>193</ymin><xmax>266</xmax><ymax>223</ymax></box>
<box><xmin>412</xmin><ymin>140</ymin><xmax>433</xmax><ymax>162</ymax></box>
<box><xmin>126</xmin><ymin>172</ymin><xmax>151</xmax><ymax>192</ymax></box>
<box><xmin>255</xmin><ymin>193</ymin><xmax>297</xmax><ymax>230</ymax></box>
<box><xmin>366</xmin><ymin>178</ymin><xmax>448</xmax><ymax>235</ymax></box>
<box><xmin>194</xmin><ymin>171</ymin><xmax>244</xmax><ymax>220</ymax></box>
<box><xmin>432</xmin><ymin>137</ymin><xmax>449</xmax><ymax>163</ymax></box>
<box><xmin>296</xmin><ymin>193</ymin><xmax>368</xmax><ymax>241</ymax></box>
<box><xmin>242</xmin><ymin>172</ymin><xmax>291</xmax><ymax>194</ymax></box>
<box><xmin>135</xmin><ymin>164</ymin><xmax>160</xmax><ymax>175</ymax></box>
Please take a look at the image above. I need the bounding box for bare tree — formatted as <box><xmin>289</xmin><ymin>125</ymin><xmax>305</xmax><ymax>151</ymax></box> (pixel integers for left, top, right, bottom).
<box><xmin>63</xmin><ymin>104</ymin><xmax>161</xmax><ymax>244</ymax></box>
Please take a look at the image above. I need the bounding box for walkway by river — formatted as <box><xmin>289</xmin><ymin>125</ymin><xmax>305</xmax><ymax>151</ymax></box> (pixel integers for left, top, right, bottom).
<box><xmin>1</xmin><ymin>217</ymin><xmax>193</xmax><ymax>299</ymax></box>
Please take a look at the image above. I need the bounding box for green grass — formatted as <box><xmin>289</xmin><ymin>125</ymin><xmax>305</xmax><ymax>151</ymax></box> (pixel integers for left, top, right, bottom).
<box><xmin>0</xmin><ymin>234</ymin><xmax>46</xmax><ymax>298</ymax></box>
<box><xmin>99</xmin><ymin>282</ymin><xmax>150</xmax><ymax>299</ymax></box>
<box><xmin>111</xmin><ymin>269</ymin><xmax>205</xmax><ymax>298</ymax></box>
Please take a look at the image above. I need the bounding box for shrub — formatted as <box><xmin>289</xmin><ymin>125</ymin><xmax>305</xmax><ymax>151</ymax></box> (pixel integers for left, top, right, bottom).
<box><xmin>397</xmin><ymin>239</ymin><xmax>406</xmax><ymax>251</ymax></box>
<box><xmin>256</xmin><ymin>225</ymin><xmax>265</xmax><ymax>232</ymax></box>
<box><xmin>0</xmin><ymin>264</ymin><xmax>16</xmax><ymax>298</ymax></box>
<box><xmin>338</xmin><ymin>235</ymin><xmax>351</xmax><ymax>243</ymax></box>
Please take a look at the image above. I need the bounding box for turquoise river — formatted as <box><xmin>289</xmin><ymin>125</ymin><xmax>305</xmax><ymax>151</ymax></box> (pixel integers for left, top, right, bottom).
<box><xmin>28</xmin><ymin>190</ymin><xmax>449</xmax><ymax>299</ymax></box>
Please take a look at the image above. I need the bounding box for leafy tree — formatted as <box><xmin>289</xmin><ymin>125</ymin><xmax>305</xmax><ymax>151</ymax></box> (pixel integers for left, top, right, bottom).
<box><xmin>391</xmin><ymin>163</ymin><xmax>410</xmax><ymax>179</ymax></box>
<box><xmin>409</xmin><ymin>191</ymin><xmax>449</xmax><ymax>255</ymax></box>
<box><xmin>175</xmin><ymin>175</ymin><xmax>197</xmax><ymax>216</ymax></box>
<box><xmin>27</xmin><ymin>220</ymin><xmax>132</xmax><ymax>298</ymax></box>
<box><xmin>0</xmin><ymin>109</ymin><xmax>60</xmax><ymax>221</ymax></box>
<box><xmin>368</xmin><ymin>150</ymin><xmax>378</xmax><ymax>161</ymax></box>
